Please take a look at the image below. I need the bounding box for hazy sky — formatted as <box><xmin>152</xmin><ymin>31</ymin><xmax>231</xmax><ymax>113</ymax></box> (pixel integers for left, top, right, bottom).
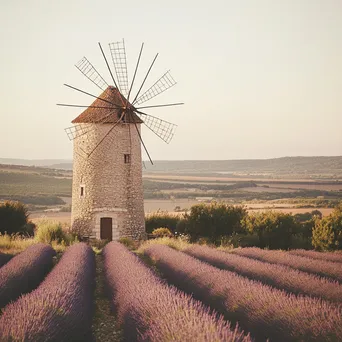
<box><xmin>0</xmin><ymin>0</ymin><xmax>341</xmax><ymax>160</ymax></box>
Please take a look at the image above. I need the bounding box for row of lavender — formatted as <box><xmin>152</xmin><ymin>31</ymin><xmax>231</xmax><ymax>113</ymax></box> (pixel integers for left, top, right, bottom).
<box><xmin>232</xmin><ymin>247</ymin><xmax>342</xmax><ymax>283</ymax></box>
<box><xmin>287</xmin><ymin>249</ymin><xmax>342</xmax><ymax>264</ymax></box>
<box><xmin>185</xmin><ymin>245</ymin><xmax>342</xmax><ymax>303</ymax></box>
<box><xmin>103</xmin><ymin>241</ymin><xmax>252</xmax><ymax>341</ymax></box>
<box><xmin>0</xmin><ymin>243</ymin><xmax>95</xmax><ymax>342</ymax></box>
<box><xmin>144</xmin><ymin>244</ymin><xmax>342</xmax><ymax>341</ymax></box>
<box><xmin>0</xmin><ymin>244</ymin><xmax>55</xmax><ymax>309</ymax></box>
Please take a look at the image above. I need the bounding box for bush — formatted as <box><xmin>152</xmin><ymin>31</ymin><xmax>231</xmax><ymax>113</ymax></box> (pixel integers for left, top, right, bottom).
<box><xmin>90</xmin><ymin>239</ymin><xmax>110</xmax><ymax>250</ymax></box>
<box><xmin>177</xmin><ymin>202</ymin><xmax>247</xmax><ymax>244</ymax></box>
<box><xmin>0</xmin><ymin>201</ymin><xmax>30</xmax><ymax>235</ymax></box>
<box><xmin>22</xmin><ymin>221</ymin><xmax>36</xmax><ymax>236</ymax></box>
<box><xmin>145</xmin><ymin>211</ymin><xmax>180</xmax><ymax>234</ymax></box>
<box><xmin>151</xmin><ymin>228</ymin><xmax>173</xmax><ymax>238</ymax></box>
<box><xmin>243</xmin><ymin>211</ymin><xmax>299</xmax><ymax>249</ymax></box>
<box><xmin>312</xmin><ymin>204</ymin><xmax>342</xmax><ymax>251</ymax></box>
<box><xmin>118</xmin><ymin>237</ymin><xmax>138</xmax><ymax>250</ymax></box>
<box><xmin>0</xmin><ymin>233</ymin><xmax>37</xmax><ymax>254</ymax></box>
<box><xmin>35</xmin><ymin>220</ymin><xmax>68</xmax><ymax>244</ymax></box>
<box><xmin>220</xmin><ymin>232</ymin><xmax>261</xmax><ymax>248</ymax></box>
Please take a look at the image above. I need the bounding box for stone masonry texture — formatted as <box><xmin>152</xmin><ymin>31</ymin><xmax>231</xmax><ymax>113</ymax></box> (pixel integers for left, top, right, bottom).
<box><xmin>71</xmin><ymin>122</ymin><xmax>146</xmax><ymax>240</ymax></box>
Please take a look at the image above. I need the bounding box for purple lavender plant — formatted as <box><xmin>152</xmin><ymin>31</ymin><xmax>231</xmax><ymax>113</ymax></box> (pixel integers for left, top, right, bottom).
<box><xmin>145</xmin><ymin>244</ymin><xmax>342</xmax><ymax>342</ymax></box>
<box><xmin>0</xmin><ymin>243</ymin><xmax>95</xmax><ymax>342</ymax></box>
<box><xmin>232</xmin><ymin>247</ymin><xmax>342</xmax><ymax>283</ymax></box>
<box><xmin>185</xmin><ymin>244</ymin><xmax>342</xmax><ymax>303</ymax></box>
<box><xmin>288</xmin><ymin>249</ymin><xmax>342</xmax><ymax>264</ymax></box>
<box><xmin>103</xmin><ymin>241</ymin><xmax>252</xmax><ymax>342</ymax></box>
<box><xmin>0</xmin><ymin>243</ymin><xmax>55</xmax><ymax>309</ymax></box>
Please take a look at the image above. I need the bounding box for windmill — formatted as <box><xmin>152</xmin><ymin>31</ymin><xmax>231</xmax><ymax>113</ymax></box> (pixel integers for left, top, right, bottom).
<box><xmin>58</xmin><ymin>40</ymin><xmax>183</xmax><ymax>241</ymax></box>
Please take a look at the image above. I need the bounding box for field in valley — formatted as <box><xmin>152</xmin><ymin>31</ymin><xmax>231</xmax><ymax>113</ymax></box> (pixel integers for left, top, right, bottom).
<box><xmin>30</xmin><ymin>200</ymin><xmax>334</xmax><ymax>226</ymax></box>
<box><xmin>1</xmin><ymin>158</ymin><xmax>341</xmax><ymax>224</ymax></box>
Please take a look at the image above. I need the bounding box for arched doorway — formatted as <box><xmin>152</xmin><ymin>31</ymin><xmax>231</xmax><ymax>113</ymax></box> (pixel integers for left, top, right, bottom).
<box><xmin>100</xmin><ymin>217</ymin><xmax>112</xmax><ymax>240</ymax></box>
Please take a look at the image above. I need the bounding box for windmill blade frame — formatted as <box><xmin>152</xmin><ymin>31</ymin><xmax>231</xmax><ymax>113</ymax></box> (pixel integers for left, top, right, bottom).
<box><xmin>132</xmin><ymin>70</ymin><xmax>176</xmax><ymax>106</ymax></box>
<box><xmin>109</xmin><ymin>39</ymin><xmax>129</xmax><ymax>97</ymax></box>
<box><xmin>136</xmin><ymin>110</ymin><xmax>177</xmax><ymax>144</ymax></box>
<box><xmin>64</xmin><ymin>107</ymin><xmax>120</xmax><ymax>141</ymax></box>
<box><xmin>61</xmin><ymin>40</ymin><xmax>182</xmax><ymax>156</ymax></box>
<box><xmin>75</xmin><ymin>57</ymin><xmax>109</xmax><ymax>91</ymax></box>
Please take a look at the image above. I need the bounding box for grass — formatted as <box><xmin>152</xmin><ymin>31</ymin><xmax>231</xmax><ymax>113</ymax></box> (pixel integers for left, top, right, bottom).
<box><xmin>137</xmin><ymin>236</ymin><xmax>191</xmax><ymax>254</ymax></box>
<box><xmin>0</xmin><ymin>171</ymin><xmax>72</xmax><ymax>197</ymax></box>
<box><xmin>0</xmin><ymin>233</ymin><xmax>37</xmax><ymax>255</ymax></box>
<box><xmin>92</xmin><ymin>253</ymin><xmax>122</xmax><ymax>342</ymax></box>
<box><xmin>0</xmin><ymin>219</ymin><xmax>78</xmax><ymax>255</ymax></box>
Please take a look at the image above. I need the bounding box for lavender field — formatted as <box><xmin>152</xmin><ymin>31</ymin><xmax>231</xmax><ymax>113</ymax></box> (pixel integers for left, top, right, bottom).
<box><xmin>0</xmin><ymin>241</ymin><xmax>341</xmax><ymax>341</ymax></box>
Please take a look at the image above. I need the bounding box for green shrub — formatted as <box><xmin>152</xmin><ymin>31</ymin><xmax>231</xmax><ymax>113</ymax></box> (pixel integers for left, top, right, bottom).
<box><xmin>243</xmin><ymin>211</ymin><xmax>299</xmax><ymax>249</ymax></box>
<box><xmin>312</xmin><ymin>204</ymin><xmax>342</xmax><ymax>251</ymax></box>
<box><xmin>21</xmin><ymin>221</ymin><xmax>36</xmax><ymax>236</ymax></box>
<box><xmin>292</xmin><ymin>219</ymin><xmax>314</xmax><ymax>249</ymax></box>
<box><xmin>137</xmin><ymin>236</ymin><xmax>190</xmax><ymax>254</ymax></box>
<box><xmin>90</xmin><ymin>239</ymin><xmax>110</xmax><ymax>250</ymax></box>
<box><xmin>291</xmin><ymin>235</ymin><xmax>312</xmax><ymax>250</ymax></box>
<box><xmin>177</xmin><ymin>202</ymin><xmax>247</xmax><ymax>244</ymax></box>
<box><xmin>0</xmin><ymin>201</ymin><xmax>30</xmax><ymax>235</ymax></box>
<box><xmin>35</xmin><ymin>220</ymin><xmax>67</xmax><ymax>244</ymax></box>
<box><xmin>151</xmin><ymin>228</ymin><xmax>173</xmax><ymax>238</ymax></box>
<box><xmin>220</xmin><ymin>233</ymin><xmax>261</xmax><ymax>248</ymax></box>
<box><xmin>0</xmin><ymin>233</ymin><xmax>36</xmax><ymax>253</ymax></box>
<box><xmin>145</xmin><ymin>211</ymin><xmax>180</xmax><ymax>234</ymax></box>
<box><xmin>118</xmin><ymin>237</ymin><xmax>138</xmax><ymax>250</ymax></box>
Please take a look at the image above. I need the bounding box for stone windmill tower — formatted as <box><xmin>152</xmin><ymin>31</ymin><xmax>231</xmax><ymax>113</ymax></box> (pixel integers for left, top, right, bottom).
<box><xmin>59</xmin><ymin>40</ymin><xmax>182</xmax><ymax>240</ymax></box>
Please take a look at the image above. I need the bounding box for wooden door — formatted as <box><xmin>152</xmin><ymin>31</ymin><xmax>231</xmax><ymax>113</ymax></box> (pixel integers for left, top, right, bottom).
<box><xmin>100</xmin><ymin>217</ymin><xmax>112</xmax><ymax>240</ymax></box>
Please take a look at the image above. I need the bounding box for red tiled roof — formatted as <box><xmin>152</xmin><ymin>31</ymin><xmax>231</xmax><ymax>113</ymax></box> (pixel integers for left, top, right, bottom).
<box><xmin>72</xmin><ymin>86</ymin><xmax>143</xmax><ymax>124</ymax></box>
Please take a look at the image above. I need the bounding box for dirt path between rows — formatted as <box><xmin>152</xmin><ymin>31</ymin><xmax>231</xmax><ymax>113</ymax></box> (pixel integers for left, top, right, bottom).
<box><xmin>92</xmin><ymin>254</ymin><xmax>122</xmax><ymax>342</ymax></box>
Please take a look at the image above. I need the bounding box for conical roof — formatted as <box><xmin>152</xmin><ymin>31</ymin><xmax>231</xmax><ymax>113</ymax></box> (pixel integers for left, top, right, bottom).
<box><xmin>72</xmin><ymin>86</ymin><xmax>143</xmax><ymax>124</ymax></box>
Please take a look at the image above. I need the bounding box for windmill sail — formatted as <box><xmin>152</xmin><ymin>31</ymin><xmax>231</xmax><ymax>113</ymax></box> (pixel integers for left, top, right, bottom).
<box><xmin>109</xmin><ymin>40</ymin><xmax>129</xmax><ymax>97</ymax></box>
<box><xmin>136</xmin><ymin>111</ymin><xmax>177</xmax><ymax>144</ymax></box>
<box><xmin>75</xmin><ymin>57</ymin><xmax>109</xmax><ymax>91</ymax></box>
<box><xmin>65</xmin><ymin>124</ymin><xmax>92</xmax><ymax>141</ymax></box>
<box><xmin>132</xmin><ymin>71</ymin><xmax>176</xmax><ymax>106</ymax></box>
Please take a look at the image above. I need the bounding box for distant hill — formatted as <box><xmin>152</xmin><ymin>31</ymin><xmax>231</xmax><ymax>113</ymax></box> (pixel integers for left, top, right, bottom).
<box><xmin>1</xmin><ymin>156</ymin><xmax>342</xmax><ymax>178</ymax></box>
<box><xmin>0</xmin><ymin>158</ymin><xmax>73</xmax><ymax>170</ymax></box>
<box><xmin>144</xmin><ymin>156</ymin><xmax>342</xmax><ymax>177</ymax></box>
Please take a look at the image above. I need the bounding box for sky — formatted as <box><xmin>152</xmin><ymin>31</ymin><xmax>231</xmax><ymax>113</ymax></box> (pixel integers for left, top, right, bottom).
<box><xmin>0</xmin><ymin>0</ymin><xmax>341</xmax><ymax>161</ymax></box>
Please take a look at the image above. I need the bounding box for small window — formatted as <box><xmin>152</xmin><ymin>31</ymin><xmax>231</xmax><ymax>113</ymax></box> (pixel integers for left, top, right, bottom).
<box><xmin>80</xmin><ymin>186</ymin><xmax>85</xmax><ymax>197</ymax></box>
<box><xmin>124</xmin><ymin>154</ymin><xmax>131</xmax><ymax>164</ymax></box>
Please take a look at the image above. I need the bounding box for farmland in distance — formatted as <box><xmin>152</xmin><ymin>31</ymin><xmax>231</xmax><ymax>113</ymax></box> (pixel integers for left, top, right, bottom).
<box><xmin>0</xmin><ymin>156</ymin><xmax>341</xmax><ymax>223</ymax></box>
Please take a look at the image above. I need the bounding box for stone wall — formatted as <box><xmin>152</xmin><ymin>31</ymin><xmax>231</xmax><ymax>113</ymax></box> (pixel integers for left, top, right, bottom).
<box><xmin>71</xmin><ymin>122</ymin><xmax>145</xmax><ymax>240</ymax></box>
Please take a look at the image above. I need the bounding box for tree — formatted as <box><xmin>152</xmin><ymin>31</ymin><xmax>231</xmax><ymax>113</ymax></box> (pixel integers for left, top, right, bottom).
<box><xmin>243</xmin><ymin>211</ymin><xmax>298</xmax><ymax>249</ymax></box>
<box><xmin>145</xmin><ymin>211</ymin><xmax>180</xmax><ymax>234</ymax></box>
<box><xmin>312</xmin><ymin>203</ymin><xmax>342</xmax><ymax>251</ymax></box>
<box><xmin>178</xmin><ymin>202</ymin><xmax>247</xmax><ymax>243</ymax></box>
<box><xmin>0</xmin><ymin>201</ymin><xmax>30</xmax><ymax>235</ymax></box>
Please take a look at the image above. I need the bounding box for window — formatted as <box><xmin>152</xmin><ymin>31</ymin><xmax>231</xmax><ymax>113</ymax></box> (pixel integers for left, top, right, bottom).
<box><xmin>124</xmin><ymin>154</ymin><xmax>131</xmax><ymax>164</ymax></box>
<box><xmin>80</xmin><ymin>186</ymin><xmax>85</xmax><ymax>197</ymax></box>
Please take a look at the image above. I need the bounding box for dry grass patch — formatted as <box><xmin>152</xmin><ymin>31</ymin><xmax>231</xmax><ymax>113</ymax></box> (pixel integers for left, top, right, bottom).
<box><xmin>137</xmin><ymin>237</ymin><xmax>190</xmax><ymax>254</ymax></box>
<box><xmin>0</xmin><ymin>233</ymin><xmax>37</xmax><ymax>255</ymax></box>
